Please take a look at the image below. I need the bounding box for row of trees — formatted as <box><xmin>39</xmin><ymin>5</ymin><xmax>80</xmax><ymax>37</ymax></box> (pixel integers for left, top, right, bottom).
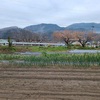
<box><xmin>53</xmin><ymin>30</ymin><xmax>100</xmax><ymax>47</ymax></box>
<box><xmin>6</xmin><ymin>29</ymin><xmax>100</xmax><ymax>48</ymax></box>
<box><xmin>14</xmin><ymin>32</ymin><xmax>50</xmax><ymax>43</ymax></box>
<box><xmin>1</xmin><ymin>28</ymin><xmax>49</xmax><ymax>43</ymax></box>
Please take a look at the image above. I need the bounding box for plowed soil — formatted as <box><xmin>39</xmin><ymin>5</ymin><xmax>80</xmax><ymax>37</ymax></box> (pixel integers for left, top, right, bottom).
<box><xmin>0</xmin><ymin>67</ymin><xmax>100</xmax><ymax>100</ymax></box>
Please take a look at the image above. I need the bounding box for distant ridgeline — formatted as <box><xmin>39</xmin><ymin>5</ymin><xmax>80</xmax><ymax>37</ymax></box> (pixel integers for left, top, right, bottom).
<box><xmin>0</xmin><ymin>23</ymin><xmax>100</xmax><ymax>41</ymax></box>
<box><xmin>24</xmin><ymin>23</ymin><xmax>100</xmax><ymax>33</ymax></box>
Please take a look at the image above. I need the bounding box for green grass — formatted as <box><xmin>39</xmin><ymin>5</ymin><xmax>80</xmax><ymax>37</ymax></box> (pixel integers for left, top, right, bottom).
<box><xmin>0</xmin><ymin>54</ymin><xmax>24</xmax><ymax>60</ymax></box>
<box><xmin>0</xmin><ymin>53</ymin><xmax>100</xmax><ymax>67</ymax></box>
<box><xmin>0</xmin><ymin>46</ymin><xmax>68</xmax><ymax>53</ymax></box>
<box><xmin>67</xmin><ymin>45</ymin><xmax>100</xmax><ymax>50</ymax></box>
<box><xmin>0</xmin><ymin>45</ymin><xmax>99</xmax><ymax>67</ymax></box>
<box><xmin>0</xmin><ymin>46</ymin><xmax>16</xmax><ymax>53</ymax></box>
<box><xmin>25</xmin><ymin>53</ymin><xmax>100</xmax><ymax>67</ymax></box>
<box><xmin>30</xmin><ymin>46</ymin><xmax>68</xmax><ymax>52</ymax></box>
<box><xmin>0</xmin><ymin>45</ymin><xmax>99</xmax><ymax>53</ymax></box>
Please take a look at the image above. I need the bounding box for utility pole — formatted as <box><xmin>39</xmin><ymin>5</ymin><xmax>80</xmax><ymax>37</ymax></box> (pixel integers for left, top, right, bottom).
<box><xmin>91</xmin><ymin>25</ymin><xmax>94</xmax><ymax>33</ymax></box>
<box><xmin>91</xmin><ymin>25</ymin><xmax>94</xmax><ymax>47</ymax></box>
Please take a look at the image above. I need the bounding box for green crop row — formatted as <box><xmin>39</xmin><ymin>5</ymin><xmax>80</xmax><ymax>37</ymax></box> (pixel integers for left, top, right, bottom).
<box><xmin>0</xmin><ymin>53</ymin><xmax>100</xmax><ymax>67</ymax></box>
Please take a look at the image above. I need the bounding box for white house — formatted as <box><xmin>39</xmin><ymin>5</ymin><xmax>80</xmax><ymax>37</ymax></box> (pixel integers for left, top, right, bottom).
<box><xmin>0</xmin><ymin>39</ymin><xmax>16</xmax><ymax>45</ymax></box>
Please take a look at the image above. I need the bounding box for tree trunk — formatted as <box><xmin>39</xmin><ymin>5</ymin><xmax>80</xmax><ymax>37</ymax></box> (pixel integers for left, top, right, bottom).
<box><xmin>8</xmin><ymin>37</ymin><xmax>12</xmax><ymax>48</ymax></box>
<box><xmin>82</xmin><ymin>44</ymin><xmax>85</xmax><ymax>47</ymax></box>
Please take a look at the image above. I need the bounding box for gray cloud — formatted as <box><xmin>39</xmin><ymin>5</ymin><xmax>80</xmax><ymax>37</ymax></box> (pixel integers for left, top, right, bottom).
<box><xmin>0</xmin><ymin>0</ymin><xmax>100</xmax><ymax>28</ymax></box>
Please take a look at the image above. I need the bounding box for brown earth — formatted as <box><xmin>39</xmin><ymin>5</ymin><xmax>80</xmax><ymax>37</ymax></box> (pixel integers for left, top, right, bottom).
<box><xmin>0</xmin><ymin>67</ymin><xmax>100</xmax><ymax>100</ymax></box>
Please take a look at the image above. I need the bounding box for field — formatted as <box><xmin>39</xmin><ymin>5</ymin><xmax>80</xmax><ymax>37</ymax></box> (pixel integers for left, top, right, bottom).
<box><xmin>0</xmin><ymin>53</ymin><xmax>100</xmax><ymax>67</ymax></box>
<box><xmin>0</xmin><ymin>46</ymin><xmax>100</xmax><ymax>100</ymax></box>
<box><xmin>0</xmin><ymin>67</ymin><xmax>100</xmax><ymax>100</ymax></box>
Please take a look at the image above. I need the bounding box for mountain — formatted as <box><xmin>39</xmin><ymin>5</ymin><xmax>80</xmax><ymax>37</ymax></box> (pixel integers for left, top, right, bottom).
<box><xmin>0</xmin><ymin>26</ymin><xmax>34</xmax><ymax>41</ymax></box>
<box><xmin>0</xmin><ymin>23</ymin><xmax>100</xmax><ymax>41</ymax></box>
<box><xmin>24</xmin><ymin>23</ymin><xmax>64</xmax><ymax>34</ymax></box>
<box><xmin>66</xmin><ymin>23</ymin><xmax>100</xmax><ymax>32</ymax></box>
<box><xmin>24</xmin><ymin>23</ymin><xmax>100</xmax><ymax>35</ymax></box>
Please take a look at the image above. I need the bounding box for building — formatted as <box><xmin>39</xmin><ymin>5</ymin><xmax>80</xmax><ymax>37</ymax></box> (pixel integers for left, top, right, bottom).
<box><xmin>0</xmin><ymin>39</ymin><xmax>16</xmax><ymax>46</ymax></box>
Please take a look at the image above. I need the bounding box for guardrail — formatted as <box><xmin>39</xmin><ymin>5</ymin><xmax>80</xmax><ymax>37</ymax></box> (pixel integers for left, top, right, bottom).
<box><xmin>0</xmin><ymin>42</ymin><xmax>65</xmax><ymax>46</ymax></box>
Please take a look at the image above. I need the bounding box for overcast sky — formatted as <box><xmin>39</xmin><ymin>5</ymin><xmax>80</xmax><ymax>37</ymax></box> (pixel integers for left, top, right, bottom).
<box><xmin>0</xmin><ymin>0</ymin><xmax>100</xmax><ymax>28</ymax></box>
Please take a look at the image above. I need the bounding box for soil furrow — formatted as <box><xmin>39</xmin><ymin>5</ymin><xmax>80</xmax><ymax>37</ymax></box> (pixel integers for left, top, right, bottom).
<box><xmin>0</xmin><ymin>67</ymin><xmax>100</xmax><ymax>100</ymax></box>
<box><xmin>0</xmin><ymin>75</ymin><xmax>100</xmax><ymax>81</ymax></box>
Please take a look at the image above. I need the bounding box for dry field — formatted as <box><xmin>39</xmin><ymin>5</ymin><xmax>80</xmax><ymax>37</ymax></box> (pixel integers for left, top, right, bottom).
<box><xmin>0</xmin><ymin>67</ymin><xmax>100</xmax><ymax>100</ymax></box>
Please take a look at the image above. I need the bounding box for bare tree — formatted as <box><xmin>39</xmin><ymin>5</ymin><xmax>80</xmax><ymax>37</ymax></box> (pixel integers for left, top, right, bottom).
<box><xmin>53</xmin><ymin>30</ymin><xmax>73</xmax><ymax>46</ymax></box>
<box><xmin>73</xmin><ymin>31</ymin><xmax>95</xmax><ymax>47</ymax></box>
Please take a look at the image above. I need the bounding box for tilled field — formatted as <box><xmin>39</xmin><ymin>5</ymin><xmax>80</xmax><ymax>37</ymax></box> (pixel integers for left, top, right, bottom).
<box><xmin>0</xmin><ymin>67</ymin><xmax>100</xmax><ymax>100</ymax></box>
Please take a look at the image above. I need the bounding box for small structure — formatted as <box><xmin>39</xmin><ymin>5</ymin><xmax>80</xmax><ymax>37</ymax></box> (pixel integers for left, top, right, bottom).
<box><xmin>0</xmin><ymin>39</ymin><xmax>16</xmax><ymax>46</ymax></box>
<box><xmin>72</xmin><ymin>41</ymin><xmax>81</xmax><ymax>46</ymax></box>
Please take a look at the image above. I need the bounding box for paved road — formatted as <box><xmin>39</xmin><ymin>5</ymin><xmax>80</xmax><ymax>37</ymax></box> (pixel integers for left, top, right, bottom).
<box><xmin>15</xmin><ymin>50</ymin><xmax>100</xmax><ymax>56</ymax></box>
